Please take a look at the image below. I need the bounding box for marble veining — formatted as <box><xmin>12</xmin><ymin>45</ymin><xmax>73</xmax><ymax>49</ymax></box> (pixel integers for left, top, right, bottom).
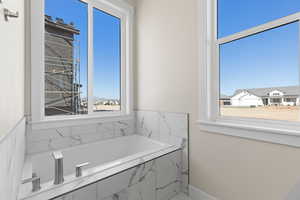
<box><xmin>0</xmin><ymin>118</ymin><xmax>26</xmax><ymax>200</ymax></box>
<box><xmin>135</xmin><ymin>110</ymin><xmax>189</xmax><ymax>195</ymax></box>
<box><xmin>27</xmin><ymin>119</ymin><xmax>135</xmax><ymax>154</ymax></box>
<box><xmin>52</xmin><ymin>150</ymin><xmax>181</xmax><ymax>200</ymax></box>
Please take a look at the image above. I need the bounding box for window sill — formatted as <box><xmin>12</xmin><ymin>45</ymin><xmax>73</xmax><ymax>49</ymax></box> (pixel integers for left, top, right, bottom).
<box><xmin>197</xmin><ymin>120</ymin><xmax>300</xmax><ymax>147</ymax></box>
<box><xmin>29</xmin><ymin>113</ymin><xmax>134</xmax><ymax>130</ymax></box>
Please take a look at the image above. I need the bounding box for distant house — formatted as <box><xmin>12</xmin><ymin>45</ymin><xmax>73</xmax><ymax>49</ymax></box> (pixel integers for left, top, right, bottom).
<box><xmin>228</xmin><ymin>86</ymin><xmax>300</xmax><ymax>107</ymax></box>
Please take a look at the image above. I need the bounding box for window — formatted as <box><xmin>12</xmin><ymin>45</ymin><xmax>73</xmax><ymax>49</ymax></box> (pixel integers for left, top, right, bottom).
<box><xmin>198</xmin><ymin>0</ymin><xmax>300</xmax><ymax>146</ymax></box>
<box><xmin>285</xmin><ymin>98</ymin><xmax>297</xmax><ymax>103</ymax></box>
<box><xmin>93</xmin><ymin>8</ymin><xmax>121</xmax><ymax>112</ymax></box>
<box><xmin>44</xmin><ymin>0</ymin><xmax>88</xmax><ymax>116</ymax></box>
<box><xmin>31</xmin><ymin>0</ymin><xmax>133</xmax><ymax>122</ymax></box>
<box><xmin>270</xmin><ymin>98</ymin><xmax>281</xmax><ymax>103</ymax></box>
<box><xmin>218</xmin><ymin>1</ymin><xmax>300</xmax><ymax>122</ymax></box>
<box><xmin>272</xmin><ymin>93</ymin><xmax>281</xmax><ymax>96</ymax></box>
<box><xmin>218</xmin><ymin>0</ymin><xmax>300</xmax><ymax>38</ymax></box>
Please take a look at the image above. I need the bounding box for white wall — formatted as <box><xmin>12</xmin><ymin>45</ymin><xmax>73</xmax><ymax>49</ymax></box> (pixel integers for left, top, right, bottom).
<box><xmin>0</xmin><ymin>0</ymin><xmax>25</xmax><ymax>137</ymax></box>
<box><xmin>134</xmin><ymin>0</ymin><xmax>300</xmax><ymax>199</ymax></box>
<box><xmin>0</xmin><ymin>0</ymin><xmax>26</xmax><ymax>199</ymax></box>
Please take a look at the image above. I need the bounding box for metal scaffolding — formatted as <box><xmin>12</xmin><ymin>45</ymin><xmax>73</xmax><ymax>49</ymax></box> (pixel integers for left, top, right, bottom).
<box><xmin>44</xmin><ymin>20</ymin><xmax>86</xmax><ymax>116</ymax></box>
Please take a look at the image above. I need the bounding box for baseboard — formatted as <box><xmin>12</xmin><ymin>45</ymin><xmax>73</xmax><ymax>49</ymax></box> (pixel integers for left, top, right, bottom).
<box><xmin>189</xmin><ymin>185</ymin><xmax>218</xmax><ymax>200</ymax></box>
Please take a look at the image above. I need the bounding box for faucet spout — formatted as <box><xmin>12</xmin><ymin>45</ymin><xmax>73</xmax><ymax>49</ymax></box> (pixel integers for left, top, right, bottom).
<box><xmin>52</xmin><ymin>151</ymin><xmax>64</xmax><ymax>185</ymax></box>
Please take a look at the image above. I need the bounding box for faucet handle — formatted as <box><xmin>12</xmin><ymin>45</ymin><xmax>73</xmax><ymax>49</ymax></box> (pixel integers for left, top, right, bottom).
<box><xmin>22</xmin><ymin>173</ymin><xmax>41</xmax><ymax>192</ymax></box>
<box><xmin>52</xmin><ymin>151</ymin><xmax>63</xmax><ymax>159</ymax></box>
<box><xmin>75</xmin><ymin>162</ymin><xmax>90</xmax><ymax>177</ymax></box>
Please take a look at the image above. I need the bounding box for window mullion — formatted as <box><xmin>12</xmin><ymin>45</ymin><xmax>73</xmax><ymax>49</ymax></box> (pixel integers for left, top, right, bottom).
<box><xmin>88</xmin><ymin>3</ymin><xmax>94</xmax><ymax>114</ymax></box>
<box><xmin>218</xmin><ymin>12</ymin><xmax>300</xmax><ymax>45</ymax></box>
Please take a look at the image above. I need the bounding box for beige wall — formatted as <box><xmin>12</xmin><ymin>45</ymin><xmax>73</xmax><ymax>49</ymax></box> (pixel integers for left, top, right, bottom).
<box><xmin>0</xmin><ymin>0</ymin><xmax>25</xmax><ymax>137</ymax></box>
<box><xmin>134</xmin><ymin>0</ymin><xmax>300</xmax><ymax>199</ymax></box>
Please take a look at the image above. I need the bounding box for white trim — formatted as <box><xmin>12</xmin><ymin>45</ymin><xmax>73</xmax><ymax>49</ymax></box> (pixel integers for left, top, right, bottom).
<box><xmin>88</xmin><ymin>3</ymin><xmax>94</xmax><ymax>114</ymax></box>
<box><xmin>197</xmin><ymin>0</ymin><xmax>209</xmax><ymax>121</ymax></box>
<box><xmin>120</xmin><ymin>12</ymin><xmax>127</xmax><ymax>115</ymax></box>
<box><xmin>80</xmin><ymin>0</ymin><xmax>134</xmax><ymax>15</ymax></box>
<box><xmin>210</xmin><ymin>0</ymin><xmax>219</xmax><ymax>121</ymax></box>
<box><xmin>31</xmin><ymin>0</ymin><xmax>44</xmax><ymax>122</ymax></box>
<box><xmin>218</xmin><ymin>12</ymin><xmax>300</xmax><ymax>45</ymax></box>
<box><xmin>30</xmin><ymin>0</ymin><xmax>134</xmax><ymax>125</ymax></box>
<box><xmin>189</xmin><ymin>185</ymin><xmax>218</xmax><ymax>200</ymax></box>
<box><xmin>198</xmin><ymin>120</ymin><xmax>300</xmax><ymax>147</ymax></box>
<box><xmin>126</xmin><ymin>7</ymin><xmax>134</xmax><ymax>115</ymax></box>
<box><xmin>198</xmin><ymin>0</ymin><xmax>300</xmax><ymax>147</ymax></box>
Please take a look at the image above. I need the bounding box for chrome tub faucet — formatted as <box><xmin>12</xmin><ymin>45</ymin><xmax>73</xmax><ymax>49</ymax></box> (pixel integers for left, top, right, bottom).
<box><xmin>52</xmin><ymin>151</ymin><xmax>64</xmax><ymax>185</ymax></box>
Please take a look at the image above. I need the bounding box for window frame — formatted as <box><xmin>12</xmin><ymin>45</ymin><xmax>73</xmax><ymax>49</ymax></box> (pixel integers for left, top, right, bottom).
<box><xmin>30</xmin><ymin>0</ymin><xmax>134</xmax><ymax>127</ymax></box>
<box><xmin>198</xmin><ymin>0</ymin><xmax>300</xmax><ymax>147</ymax></box>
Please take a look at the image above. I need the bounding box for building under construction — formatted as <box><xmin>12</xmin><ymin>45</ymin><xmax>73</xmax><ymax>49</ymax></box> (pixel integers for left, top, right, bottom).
<box><xmin>44</xmin><ymin>15</ymin><xmax>86</xmax><ymax>116</ymax></box>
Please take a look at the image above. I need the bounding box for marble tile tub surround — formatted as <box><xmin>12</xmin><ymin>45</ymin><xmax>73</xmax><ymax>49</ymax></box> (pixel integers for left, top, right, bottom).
<box><xmin>27</xmin><ymin>118</ymin><xmax>135</xmax><ymax>155</ymax></box>
<box><xmin>52</xmin><ymin>150</ymin><xmax>182</xmax><ymax>200</ymax></box>
<box><xmin>0</xmin><ymin>118</ymin><xmax>26</xmax><ymax>200</ymax></box>
<box><xmin>135</xmin><ymin>110</ymin><xmax>189</xmax><ymax>194</ymax></box>
<box><xmin>25</xmin><ymin>110</ymin><xmax>189</xmax><ymax>197</ymax></box>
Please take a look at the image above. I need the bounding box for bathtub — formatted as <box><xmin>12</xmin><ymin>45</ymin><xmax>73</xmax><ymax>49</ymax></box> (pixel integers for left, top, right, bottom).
<box><xmin>18</xmin><ymin>135</ymin><xmax>180</xmax><ymax>200</ymax></box>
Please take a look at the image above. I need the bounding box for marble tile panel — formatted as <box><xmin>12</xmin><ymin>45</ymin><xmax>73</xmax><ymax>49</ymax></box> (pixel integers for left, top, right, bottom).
<box><xmin>0</xmin><ymin>118</ymin><xmax>26</xmax><ymax>200</ymax></box>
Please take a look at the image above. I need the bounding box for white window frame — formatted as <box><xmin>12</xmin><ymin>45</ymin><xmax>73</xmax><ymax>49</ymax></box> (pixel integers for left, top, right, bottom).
<box><xmin>30</xmin><ymin>0</ymin><xmax>134</xmax><ymax>128</ymax></box>
<box><xmin>197</xmin><ymin>0</ymin><xmax>300</xmax><ymax>147</ymax></box>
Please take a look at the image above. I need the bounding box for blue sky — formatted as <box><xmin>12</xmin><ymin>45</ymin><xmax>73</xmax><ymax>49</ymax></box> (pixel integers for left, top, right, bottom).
<box><xmin>45</xmin><ymin>0</ymin><xmax>120</xmax><ymax>100</ymax></box>
<box><xmin>93</xmin><ymin>8</ymin><xmax>120</xmax><ymax>100</ymax></box>
<box><xmin>219</xmin><ymin>0</ymin><xmax>300</xmax><ymax>96</ymax></box>
<box><xmin>45</xmin><ymin>0</ymin><xmax>300</xmax><ymax>98</ymax></box>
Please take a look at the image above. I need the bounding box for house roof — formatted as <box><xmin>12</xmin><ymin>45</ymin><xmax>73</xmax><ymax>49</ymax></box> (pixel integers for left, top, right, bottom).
<box><xmin>220</xmin><ymin>94</ymin><xmax>231</xmax><ymax>99</ymax></box>
<box><xmin>232</xmin><ymin>86</ymin><xmax>300</xmax><ymax>97</ymax></box>
<box><xmin>45</xmin><ymin>15</ymin><xmax>80</xmax><ymax>35</ymax></box>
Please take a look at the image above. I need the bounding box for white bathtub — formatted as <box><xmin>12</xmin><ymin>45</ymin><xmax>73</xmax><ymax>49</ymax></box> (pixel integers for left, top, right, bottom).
<box><xmin>19</xmin><ymin>135</ymin><xmax>180</xmax><ymax>200</ymax></box>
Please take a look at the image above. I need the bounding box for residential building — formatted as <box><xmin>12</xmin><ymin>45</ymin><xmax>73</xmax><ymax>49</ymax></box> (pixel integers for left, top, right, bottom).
<box><xmin>44</xmin><ymin>15</ymin><xmax>83</xmax><ymax>116</ymax></box>
<box><xmin>229</xmin><ymin>86</ymin><xmax>300</xmax><ymax>107</ymax></box>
